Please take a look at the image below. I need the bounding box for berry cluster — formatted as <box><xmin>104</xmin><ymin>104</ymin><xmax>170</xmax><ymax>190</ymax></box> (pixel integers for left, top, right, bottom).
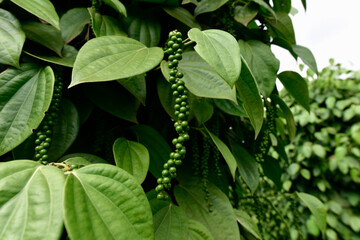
<box><xmin>201</xmin><ymin>137</ymin><xmax>213</xmax><ymax>212</ymax></box>
<box><xmin>34</xmin><ymin>76</ymin><xmax>63</xmax><ymax>164</ymax></box>
<box><xmin>156</xmin><ymin>30</ymin><xmax>190</xmax><ymax>200</ymax></box>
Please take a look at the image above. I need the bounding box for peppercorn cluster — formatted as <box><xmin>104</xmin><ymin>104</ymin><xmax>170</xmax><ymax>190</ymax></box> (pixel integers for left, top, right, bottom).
<box><xmin>34</xmin><ymin>76</ymin><xmax>63</xmax><ymax>164</ymax></box>
<box><xmin>156</xmin><ymin>30</ymin><xmax>190</xmax><ymax>200</ymax></box>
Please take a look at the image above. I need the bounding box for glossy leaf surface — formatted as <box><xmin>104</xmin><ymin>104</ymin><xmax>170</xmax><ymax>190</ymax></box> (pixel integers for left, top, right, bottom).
<box><xmin>60</xmin><ymin>8</ymin><xmax>90</xmax><ymax>43</ymax></box>
<box><xmin>89</xmin><ymin>9</ymin><xmax>127</xmax><ymax>37</ymax></box>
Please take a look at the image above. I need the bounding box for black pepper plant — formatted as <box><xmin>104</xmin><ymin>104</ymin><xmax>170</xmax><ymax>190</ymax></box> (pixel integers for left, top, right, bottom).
<box><xmin>0</xmin><ymin>0</ymin><xmax>327</xmax><ymax>239</ymax></box>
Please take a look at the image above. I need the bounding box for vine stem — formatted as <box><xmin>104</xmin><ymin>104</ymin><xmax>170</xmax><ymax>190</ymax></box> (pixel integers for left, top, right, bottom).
<box><xmin>182</xmin><ymin>39</ymin><xmax>195</xmax><ymax>47</ymax></box>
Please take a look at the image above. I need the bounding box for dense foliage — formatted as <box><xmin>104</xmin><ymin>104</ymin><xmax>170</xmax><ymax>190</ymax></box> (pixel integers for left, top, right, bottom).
<box><xmin>0</xmin><ymin>0</ymin><xmax>326</xmax><ymax>239</ymax></box>
<box><xmin>283</xmin><ymin>61</ymin><xmax>360</xmax><ymax>240</ymax></box>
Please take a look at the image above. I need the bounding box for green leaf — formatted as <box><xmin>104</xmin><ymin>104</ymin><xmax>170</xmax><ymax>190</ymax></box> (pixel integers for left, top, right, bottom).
<box><xmin>153</xmin><ymin>204</ymin><xmax>189</xmax><ymax>240</ymax></box>
<box><xmin>130</xmin><ymin>125</ymin><xmax>171</xmax><ymax>178</ymax></box>
<box><xmin>89</xmin><ymin>9</ymin><xmax>127</xmax><ymax>37</ymax></box>
<box><xmin>60</xmin><ymin>8</ymin><xmax>90</xmax><ymax>43</ymax></box>
<box><xmin>64</xmin><ymin>157</ymin><xmax>92</xmax><ymax>166</ymax></box>
<box><xmin>194</xmin><ymin>0</ymin><xmax>227</xmax><ymax>16</ymax></box>
<box><xmin>174</xmin><ymin>178</ymin><xmax>240</xmax><ymax>240</ymax></box>
<box><xmin>214</xmin><ymin>97</ymin><xmax>247</xmax><ymax>117</ymax></box>
<box><xmin>147</xmin><ymin>189</ymin><xmax>171</xmax><ymax>215</ymax></box>
<box><xmin>237</xmin><ymin>59</ymin><xmax>264</xmax><ymax>138</ymax></box>
<box><xmin>59</xmin><ymin>153</ymin><xmax>107</xmax><ymax>163</ymax></box>
<box><xmin>0</xmin><ymin>8</ymin><xmax>25</xmax><ymax>67</ymax></box>
<box><xmin>161</xmin><ymin>52</ymin><xmax>236</xmax><ymax>102</ymax></box>
<box><xmin>278</xmin><ymin>71</ymin><xmax>310</xmax><ymax>111</ymax></box>
<box><xmin>266</xmin><ymin>12</ymin><xmax>295</xmax><ymax>45</ymax></box>
<box><xmin>271</xmin><ymin>94</ymin><xmax>296</xmax><ymax>140</ymax></box>
<box><xmin>117</xmin><ymin>74</ymin><xmax>147</xmax><ymax>105</ymax></box>
<box><xmin>0</xmin><ymin>64</ymin><xmax>54</xmax><ymax>156</ymax></box>
<box><xmin>191</xmin><ymin>98</ymin><xmax>214</xmax><ymax>125</ymax></box>
<box><xmin>234</xmin><ymin>209</ymin><xmax>262</xmax><ymax>240</ymax></box>
<box><xmin>64</xmin><ymin>164</ymin><xmax>154</xmax><ymax>240</ymax></box>
<box><xmin>103</xmin><ymin>0</ymin><xmax>127</xmax><ymax>17</ymax></box>
<box><xmin>204</xmin><ymin>127</ymin><xmax>237</xmax><ymax>181</ymax></box>
<box><xmin>25</xmin><ymin>44</ymin><xmax>78</xmax><ymax>67</ymax></box>
<box><xmin>70</xmin><ymin>36</ymin><xmax>163</xmax><ymax>87</ymax></box>
<box><xmin>163</xmin><ymin>7</ymin><xmax>201</xmax><ymax>29</ymax></box>
<box><xmin>46</xmin><ymin>99</ymin><xmax>80</xmax><ymax>162</ymax></box>
<box><xmin>188</xmin><ymin>219</ymin><xmax>214</xmax><ymax>240</ymax></box>
<box><xmin>188</xmin><ymin>28</ymin><xmax>241</xmax><ymax>87</ymax></box>
<box><xmin>312</xmin><ymin>144</ymin><xmax>326</xmax><ymax>158</ymax></box>
<box><xmin>113</xmin><ymin>137</ymin><xmax>150</xmax><ymax>184</ymax></box>
<box><xmin>157</xmin><ymin>76</ymin><xmax>177</xmax><ymax>119</ymax></box>
<box><xmin>273</xmin><ymin>0</ymin><xmax>291</xmax><ymax>13</ymax></box>
<box><xmin>230</xmin><ymin>142</ymin><xmax>259</xmax><ymax>193</ymax></box>
<box><xmin>252</xmin><ymin>0</ymin><xmax>277</xmax><ymax>19</ymax></box>
<box><xmin>84</xmin><ymin>82</ymin><xmax>140</xmax><ymax>123</ymax></box>
<box><xmin>301</xmin><ymin>0</ymin><xmax>307</xmax><ymax>10</ymax></box>
<box><xmin>238</xmin><ymin>39</ymin><xmax>279</xmax><ymax>97</ymax></box>
<box><xmin>9</xmin><ymin>0</ymin><xmax>60</xmax><ymax>29</ymax></box>
<box><xmin>22</xmin><ymin>21</ymin><xmax>64</xmax><ymax>56</ymax></box>
<box><xmin>127</xmin><ymin>14</ymin><xmax>161</xmax><ymax>47</ymax></box>
<box><xmin>0</xmin><ymin>160</ymin><xmax>65</xmax><ymax>240</ymax></box>
<box><xmin>261</xmin><ymin>155</ymin><xmax>282</xmax><ymax>189</ymax></box>
<box><xmin>297</xmin><ymin>192</ymin><xmax>327</xmax><ymax>234</ymax></box>
<box><xmin>233</xmin><ymin>3</ymin><xmax>259</xmax><ymax>26</ymax></box>
<box><xmin>292</xmin><ymin>45</ymin><xmax>318</xmax><ymax>74</ymax></box>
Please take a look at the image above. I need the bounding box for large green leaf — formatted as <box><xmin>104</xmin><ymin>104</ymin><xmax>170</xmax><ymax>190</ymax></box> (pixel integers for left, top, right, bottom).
<box><xmin>153</xmin><ymin>204</ymin><xmax>189</xmax><ymax>240</ymax></box>
<box><xmin>188</xmin><ymin>219</ymin><xmax>214</xmax><ymax>240</ymax></box>
<box><xmin>237</xmin><ymin>59</ymin><xmax>264</xmax><ymax>138</ymax></box>
<box><xmin>234</xmin><ymin>209</ymin><xmax>261</xmax><ymax>240</ymax></box>
<box><xmin>163</xmin><ymin>7</ymin><xmax>201</xmax><ymax>29</ymax></box>
<box><xmin>127</xmin><ymin>14</ymin><xmax>161</xmax><ymax>47</ymax></box>
<box><xmin>64</xmin><ymin>163</ymin><xmax>154</xmax><ymax>240</ymax></box>
<box><xmin>188</xmin><ymin>28</ymin><xmax>241</xmax><ymax>87</ymax></box>
<box><xmin>297</xmin><ymin>192</ymin><xmax>327</xmax><ymax>235</ymax></box>
<box><xmin>70</xmin><ymin>36</ymin><xmax>163</xmax><ymax>87</ymax></box>
<box><xmin>205</xmin><ymin>127</ymin><xmax>237</xmax><ymax>181</ymax></box>
<box><xmin>0</xmin><ymin>8</ymin><xmax>25</xmax><ymax>67</ymax></box>
<box><xmin>24</xmin><ymin>44</ymin><xmax>78</xmax><ymax>67</ymax></box>
<box><xmin>266</xmin><ymin>12</ymin><xmax>295</xmax><ymax>45</ymax></box>
<box><xmin>130</xmin><ymin>125</ymin><xmax>171</xmax><ymax>178</ymax></box>
<box><xmin>193</xmin><ymin>0</ymin><xmax>228</xmax><ymax>16</ymax></box>
<box><xmin>113</xmin><ymin>137</ymin><xmax>149</xmax><ymax>184</ymax></box>
<box><xmin>230</xmin><ymin>142</ymin><xmax>259</xmax><ymax>193</ymax></box>
<box><xmin>22</xmin><ymin>22</ymin><xmax>64</xmax><ymax>56</ymax></box>
<box><xmin>9</xmin><ymin>0</ymin><xmax>60</xmax><ymax>29</ymax></box>
<box><xmin>88</xmin><ymin>9</ymin><xmax>127</xmax><ymax>38</ymax></box>
<box><xmin>103</xmin><ymin>0</ymin><xmax>127</xmax><ymax>17</ymax></box>
<box><xmin>0</xmin><ymin>160</ymin><xmax>65</xmax><ymax>240</ymax></box>
<box><xmin>233</xmin><ymin>3</ymin><xmax>259</xmax><ymax>26</ymax></box>
<box><xmin>292</xmin><ymin>44</ymin><xmax>318</xmax><ymax>74</ymax></box>
<box><xmin>60</xmin><ymin>8</ymin><xmax>90</xmax><ymax>43</ymax></box>
<box><xmin>238</xmin><ymin>39</ymin><xmax>279</xmax><ymax>97</ymax></box>
<box><xmin>271</xmin><ymin>94</ymin><xmax>296</xmax><ymax>140</ymax></box>
<box><xmin>0</xmin><ymin>64</ymin><xmax>54</xmax><ymax>156</ymax></box>
<box><xmin>174</xmin><ymin>178</ymin><xmax>240</xmax><ymax>240</ymax></box>
<box><xmin>161</xmin><ymin>51</ymin><xmax>236</xmax><ymax>102</ymax></box>
<box><xmin>214</xmin><ymin>97</ymin><xmax>247</xmax><ymax>117</ymax></box>
<box><xmin>278</xmin><ymin>71</ymin><xmax>310</xmax><ymax>111</ymax></box>
<box><xmin>117</xmin><ymin>74</ymin><xmax>146</xmax><ymax>105</ymax></box>
<box><xmin>46</xmin><ymin>99</ymin><xmax>80</xmax><ymax>162</ymax></box>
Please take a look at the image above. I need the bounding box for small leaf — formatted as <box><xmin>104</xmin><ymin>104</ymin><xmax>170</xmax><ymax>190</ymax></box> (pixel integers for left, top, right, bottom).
<box><xmin>188</xmin><ymin>219</ymin><xmax>214</xmax><ymax>240</ymax></box>
<box><xmin>174</xmin><ymin>178</ymin><xmax>240</xmax><ymax>240</ymax></box>
<box><xmin>204</xmin><ymin>127</ymin><xmax>237</xmax><ymax>181</ymax></box>
<box><xmin>60</xmin><ymin>8</ymin><xmax>90</xmax><ymax>43</ymax></box>
<box><xmin>89</xmin><ymin>9</ymin><xmax>127</xmax><ymax>37</ymax></box>
<box><xmin>113</xmin><ymin>137</ymin><xmax>150</xmax><ymax>184</ymax></box>
<box><xmin>297</xmin><ymin>192</ymin><xmax>327</xmax><ymax>234</ymax></box>
<box><xmin>0</xmin><ymin>160</ymin><xmax>65</xmax><ymax>240</ymax></box>
<box><xmin>70</xmin><ymin>36</ymin><xmax>163</xmax><ymax>87</ymax></box>
<box><xmin>266</xmin><ymin>12</ymin><xmax>295</xmax><ymax>45</ymax></box>
<box><xmin>153</xmin><ymin>204</ymin><xmax>189</xmax><ymax>240</ymax></box>
<box><xmin>127</xmin><ymin>14</ymin><xmax>161</xmax><ymax>47</ymax></box>
<box><xmin>188</xmin><ymin>28</ymin><xmax>241</xmax><ymax>87</ymax></box>
<box><xmin>292</xmin><ymin>45</ymin><xmax>318</xmax><ymax>74</ymax></box>
<box><xmin>161</xmin><ymin>52</ymin><xmax>236</xmax><ymax>102</ymax></box>
<box><xmin>237</xmin><ymin>58</ymin><xmax>264</xmax><ymax>138</ymax></box>
<box><xmin>22</xmin><ymin>21</ymin><xmax>64</xmax><ymax>56</ymax></box>
<box><xmin>252</xmin><ymin>0</ymin><xmax>277</xmax><ymax>19</ymax></box>
<box><xmin>0</xmin><ymin>64</ymin><xmax>54</xmax><ymax>156</ymax></box>
<box><xmin>163</xmin><ymin>7</ymin><xmax>201</xmax><ymax>29</ymax></box>
<box><xmin>0</xmin><ymin>8</ymin><xmax>25</xmax><ymax>67</ymax></box>
<box><xmin>9</xmin><ymin>0</ymin><xmax>60</xmax><ymax>29</ymax></box>
<box><xmin>271</xmin><ymin>94</ymin><xmax>296</xmax><ymax>140</ymax></box>
<box><xmin>191</xmin><ymin>98</ymin><xmax>214</xmax><ymax>125</ymax></box>
<box><xmin>234</xmin><ymin>209</ymin><xmax>261</xmax><ymax>239</ymax></box>
<box><xmin>278</xmin><ymin>71</ymin><xmax>310</xmax><ymax>111</ymax></box>
<box><xmin>64</xmin><ymin>164</ymin><xmax>154</xmax><ymax>240</ymax></box>
<box><xmin>117</xmin><ymin>74</ymin><xmax>147</xmax><ymax>105</ymax></box>
<box><xmin>230</xmin><ymin>142</ymin><xmax>259</xmax><ymax>193</ymax></box>
<box><xmin>312</xmin><ymin>144</ymin><xmax>326</xmax><ymax>158</ymax></box>
<box><xmin>233</xmin><ymin>3</ymin><xmax>259</xmax><ymax>26</ymax></box>
<box><xmin>130</xmin><ymin>125</ymin><xmax>171</xmax><ymax>178</ymax></box>
<box><xmin>214</xmin><ymin>97</ymin><xmax>247</xmax><ymax>117</ymax></box>
<box><xmin>103</xmin><ymin>0</ymin><xmax>127</xmax><ymax>17</ymax></box>
<box><xmin>59</xmin><ymin>153</ymin><xmax>107</xmax><ymax>163</ymax></box>
<box><xmin>261</xmin><ymin>155</ymin><xmax>282</xmax><ymax>189</ymax></box>
<box><xmin>194</xmin><ymin>0</ymin><xmax>227</xmax><ymax>16</ymax></box>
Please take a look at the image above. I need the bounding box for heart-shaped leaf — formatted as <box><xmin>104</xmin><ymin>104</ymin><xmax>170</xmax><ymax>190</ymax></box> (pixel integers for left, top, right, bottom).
<box><xmin>113</xmin><ymin>137</ymin><xmax>150</xmax><ymax>184</ymax></box>
<box><xmin>0</xmin><ymin>64</ymin><xmax>54</xmax><ymax>156</ymax></box>
<box><xmin>70</xmin><ymin>36</ymin><xmax>163</xmax><ymax>87</ymax></box>
<box><xmin>64</xmin><ymin>163</ymin><xmax>154</xmax><ymax>240</ymax></box>
<box><xmin>193</xmin><ymin>0</ymin><xmax>227</xmax><ymax>16</ymax></box>
<box><xmin>0</xmin><ymin>8</ymin><xmax>25</xmax><ymax>67</ymax></box>
<box><xmin>0</xmin><ymin>160</ymin><xmax>65</xmax><ymax>240</ymax></box>
<box><xmin>188</xmin><ymin>28</ymin><xmax>241</xmax><ymax>87</ymax></box>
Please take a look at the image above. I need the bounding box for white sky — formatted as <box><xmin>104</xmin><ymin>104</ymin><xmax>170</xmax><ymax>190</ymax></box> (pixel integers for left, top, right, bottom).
<box><xmin>272</xmin><ymin>0</ymin><xmax>360</xmax><ymax>73</ymax></box>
